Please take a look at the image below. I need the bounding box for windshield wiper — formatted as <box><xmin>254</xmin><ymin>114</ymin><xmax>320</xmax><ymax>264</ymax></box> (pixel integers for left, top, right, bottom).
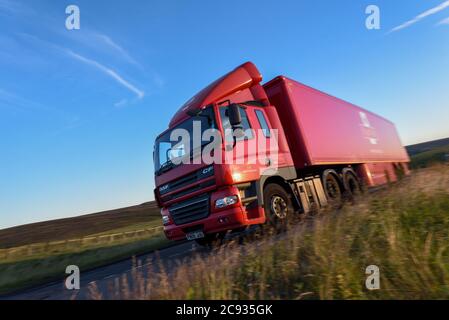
<box><xmin>157</xmin><ymin>159</ymin><xmax>175</xmax><ymax>175</ymax></box>
<box><xmin>187</xmin><ymin>109</ymin><xmax>213</xmax><ymax>126</ymax></box>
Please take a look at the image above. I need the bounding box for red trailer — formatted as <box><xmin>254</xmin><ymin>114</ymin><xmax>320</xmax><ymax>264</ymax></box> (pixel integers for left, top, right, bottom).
<box><xmin>264</xmin><ymin>76</ymin><xmax>410</xmax><ymax>187</ymax></box>
<box><xmin>154</xmin><ymin>62</ymin><xmax>410</xmax><ymax>245</ymax></box>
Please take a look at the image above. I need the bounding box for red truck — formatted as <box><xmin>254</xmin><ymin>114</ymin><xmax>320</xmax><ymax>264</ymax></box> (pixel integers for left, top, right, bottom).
<box><xmin>153</xmin><ymin>62</ymin><xmax>410</xmax><ymax>245</ymax></box>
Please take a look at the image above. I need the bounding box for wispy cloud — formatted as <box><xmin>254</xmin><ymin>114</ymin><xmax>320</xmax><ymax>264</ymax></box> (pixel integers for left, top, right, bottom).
<box><xmin>3</xmin><ymin>0</ymin><xmax>164</xmax><ymax>95</ymax></box>
<box><xmin>0</xmin><ymin>88</ymin><xmax>83</xmax><ymax>134</ymax></box>
<box><xmin>16</xmin><ymin>33</ymin><xmax>146</xmax><ymax>104</ymax></box>
<box><xmin>437</xmin><ymin>16</ymin><xmax>449</xmax><ymax>25</ymax></box>
<box><xmin>93</xmin><ymin>33</ymin><xmax>141</xmax><ymax>67</ymax></box>
<box><xmin>114</xmin><ymin>99</ymin><xmax>128</xmax><ymax>108</ymax></box>
<box><xmin>0</xmin><ymin>0</ymin><xmax>34</xmax><ymax>16</ymax></box>
<box><xmin>66</xmin><ymin>50</ymin><xmax>145</xmax><ymax>100</ymax></box>
<box><xmin>0</xmin><ymin>88</ymin><xmax>39</xmax><ymax>111</ymax></box>
<box><xmin>389</xmin><ymin>0</ymin><xmax>449</xmax><ymax>33</ymax></box>
<box><xmin>3</xmin><ymin>1</ymin><xmax>140</xmax><ymax>70</ymax></box>
<box><xmin>0</xmin><ymin>0</ymin><xmax>19</xmax><ymax>13</ymax></box>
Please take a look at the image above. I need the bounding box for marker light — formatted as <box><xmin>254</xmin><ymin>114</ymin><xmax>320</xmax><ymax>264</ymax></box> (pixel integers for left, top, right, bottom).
<box><xmin>215</xmin><ymin>196</ymin><xmax>238</xmax><ymax>209</ymax></box>
<box><xmin>232</xmin><ymin>173</ymin><xmax>242</xmax><ymax>181</ymax></box>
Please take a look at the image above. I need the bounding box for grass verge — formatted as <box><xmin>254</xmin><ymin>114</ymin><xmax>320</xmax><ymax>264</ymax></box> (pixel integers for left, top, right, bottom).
<box><xmin>91</xmin><ymin>165</ymin><xmax>449</xmax><ymax>300</ymax></box>
<box><xmin>0</xmin><ymin>235</ymin><xmax>171</xmax><ymax>296</ymax></box>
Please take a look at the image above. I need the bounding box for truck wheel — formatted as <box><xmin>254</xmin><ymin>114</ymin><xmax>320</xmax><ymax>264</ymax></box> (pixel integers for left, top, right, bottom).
<box><xmin>322</xmin><ymin>170</ymin><xmax>343</xmax><ymax>205</ymax></box>
<box><xmin>342</xmin><ymin>170</ymin><xmax>362</xmax><ymax>198</ymax></box>
<box><xmin>263</xmin><ymin>183</ymin><xmax>294</xmax><ymax>232</ymax></box>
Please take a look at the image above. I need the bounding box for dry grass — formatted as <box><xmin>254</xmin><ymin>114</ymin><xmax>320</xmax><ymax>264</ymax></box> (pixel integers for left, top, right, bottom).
<box><xmin>90</xmin><ymin>165</ymin><xmax>449</xmax><ymax>300</ymax></box>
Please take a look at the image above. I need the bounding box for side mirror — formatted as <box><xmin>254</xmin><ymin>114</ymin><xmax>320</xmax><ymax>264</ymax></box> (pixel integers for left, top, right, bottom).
<box><xmin>226</xmin><ymin>104</ymin><xmax>246</xmax><ymax>147</ymax></box>
<box><xmin>228</xmin><ymin>104</ymin><xmax>243</xmax><ymax>129</ymax></box>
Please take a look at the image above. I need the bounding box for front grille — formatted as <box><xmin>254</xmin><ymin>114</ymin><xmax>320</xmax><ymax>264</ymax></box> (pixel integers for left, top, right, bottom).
<box><xmin>158</xmin><ymin>166</ymin><xmax>214</xmax><ymax>197</ymax></box>
<box><xmin>169</xmin><ymin>194</ymin><xmax>210</xmax><ymax>225</ymax></box>
<box><xmin>161</xmin><ymin>179</ymin><xmax>215</xmax><ymax>202</ymax></box>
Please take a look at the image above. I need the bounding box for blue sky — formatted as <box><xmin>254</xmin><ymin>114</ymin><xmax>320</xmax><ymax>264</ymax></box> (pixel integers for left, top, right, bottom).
<box><xmin>0</xmin><ymin>0</ymin><xmax>448</xmax><ymax>229</ymax></box>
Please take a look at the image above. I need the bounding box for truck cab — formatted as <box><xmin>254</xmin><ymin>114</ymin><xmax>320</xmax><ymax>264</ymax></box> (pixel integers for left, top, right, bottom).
<box><xmin>154</xmin><ymin>62</ymin><xmax>295</xmax><ymax>244</ymax></box>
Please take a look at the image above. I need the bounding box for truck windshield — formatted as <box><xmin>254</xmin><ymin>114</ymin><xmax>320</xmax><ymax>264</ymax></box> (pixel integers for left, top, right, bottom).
<box><xmin>154</xmin><ymin>107</ymin><xmax>217</xmax><ymax>175</ymax></box>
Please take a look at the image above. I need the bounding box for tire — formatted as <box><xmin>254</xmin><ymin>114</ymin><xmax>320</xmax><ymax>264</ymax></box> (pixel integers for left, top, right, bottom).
<box><xmin>342</xmin><ymin>169</ymin><xmax>362</xmax><ymax>199</ymax></box>
<box><xmin>322</xmin><ymin>170</ymin><xmax>343</xmax><ymax>206</ymax></box>
<box><xmin>263</xmin><ymin>183</ymin><xmax>294</xmax><ymax>232</ymax></box>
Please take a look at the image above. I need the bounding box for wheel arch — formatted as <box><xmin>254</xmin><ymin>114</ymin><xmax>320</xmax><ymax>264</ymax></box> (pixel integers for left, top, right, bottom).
<box><xmin>341</xmin><ymin>167</ymin><xmax>359</xmax><ymax>183</ymax></box>
<box><xmin>322</xmin><ymin>168</ymin><xmax>343</xmax><ymax>187</ymax></box>
<box><xmin>255</xmin><ymin>167</ymin><xmax>297</xmax><ymax>207</ymax></box>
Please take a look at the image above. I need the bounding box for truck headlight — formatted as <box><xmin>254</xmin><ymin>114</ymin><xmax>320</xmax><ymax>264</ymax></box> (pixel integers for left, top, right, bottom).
<box><xmin>215</xmin><ymin>195</ymin><xmax>238</xmax><ymax>209</ymax></box>
<box><xmin>162</xmin><ymin>215</ymin><xmax>170</xmax><ymax>226</ymax></box>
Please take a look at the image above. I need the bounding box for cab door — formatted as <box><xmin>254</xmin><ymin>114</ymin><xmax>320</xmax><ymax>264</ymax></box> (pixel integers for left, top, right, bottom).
<box><xmin>218</xmin><ymin>105</ymin><xmax>275</xmax><ymax>184</ymax></box>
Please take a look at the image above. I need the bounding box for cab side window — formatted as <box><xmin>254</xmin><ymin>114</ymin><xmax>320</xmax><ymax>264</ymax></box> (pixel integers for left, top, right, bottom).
<box><xmin>255</xmin><ymin>110</ymin><xmax>271</xmax><ymax>138</ymax></box>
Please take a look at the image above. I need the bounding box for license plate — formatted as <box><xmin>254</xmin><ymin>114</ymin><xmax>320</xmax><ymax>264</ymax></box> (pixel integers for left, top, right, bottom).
<box><xmin>186</xmin><ymin>231</ymin><xmax>205</xmax><ymax>241</ymax></box>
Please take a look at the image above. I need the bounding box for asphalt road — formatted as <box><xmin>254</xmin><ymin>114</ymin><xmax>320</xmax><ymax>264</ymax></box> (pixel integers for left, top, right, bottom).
<box><xmin>2</xmin><ymin>241</ymin><xmax>204</xmax><ymax>300</ymax></box>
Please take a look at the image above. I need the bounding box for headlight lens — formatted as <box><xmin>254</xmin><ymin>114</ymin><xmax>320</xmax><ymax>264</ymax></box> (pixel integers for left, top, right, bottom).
<box><xmin>162</xmin><ymin>215</ymin><xmax>170</xmax><ymax>226</ymax></box>
<box><xmin>215</xmin><ymin>195</ymin><xmax>238</xmax><ymax>209</ymax></box>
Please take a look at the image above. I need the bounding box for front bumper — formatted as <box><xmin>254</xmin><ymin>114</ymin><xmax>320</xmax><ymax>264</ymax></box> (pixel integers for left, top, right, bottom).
<box><xmin>164</xmin><ymin>205</ymin><xmax>247</xmax><ymax>241</ymax></box>
<box><xmin>162</xmin><ymin>186</ymin><xmax>251</xmax><ymax>241</ymax></box>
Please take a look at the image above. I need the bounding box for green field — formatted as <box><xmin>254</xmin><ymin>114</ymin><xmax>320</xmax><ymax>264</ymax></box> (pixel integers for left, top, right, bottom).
<box><xmin>0</xmin><ymin>201</ymin><xmax>172</xmax><ymax>295</ymax></box>
<box><xmin>0</xmin><ymin>202</ymin><xmax>162</xmax><ymax>249</ymax></box>
<box><xmin>0</xmin><ymin>236</ymin><xmax>170</xmax><ymax>295</ymax></box>
<box><xmin>410</xmin><ymin>144</ymin><xmax>449</xmax><ymax>169</ymax></box>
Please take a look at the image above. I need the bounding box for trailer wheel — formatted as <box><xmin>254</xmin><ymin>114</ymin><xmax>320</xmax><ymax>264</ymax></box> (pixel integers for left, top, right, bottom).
<box><xmin>263</xmin><ymin>183</ymin><xmax>294</xmax><ymax>232</ymax></box>
<box><xmin>322</xmin><ymin>170</ymin><xmax>343</xmax><ymax>205</ymax></box>
<box><xmin>342</xmin><ymin>170</ymin><xmax>362</xmax><ymax>198</ymax></box>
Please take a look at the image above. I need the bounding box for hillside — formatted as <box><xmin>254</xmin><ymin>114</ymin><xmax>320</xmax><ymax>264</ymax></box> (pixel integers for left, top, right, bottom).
<box><xmin>406</xmin><ymin>137</ymin><xmax>449</xmax><ymax>156</ymax></box>
<box><xmin>0</xmin><ymin>201</ymin><xmax>161</xmax><ymax>249</ymax></box>
<box><xmin>407</xmin><ymin>138</ymin><xmax>449</xmax><ymax>169</ymax></box>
